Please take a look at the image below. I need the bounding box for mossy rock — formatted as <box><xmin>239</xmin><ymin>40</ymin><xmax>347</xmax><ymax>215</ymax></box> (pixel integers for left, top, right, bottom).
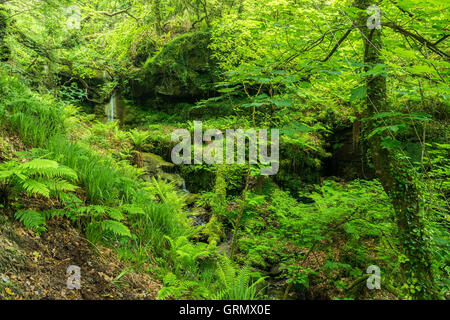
<box><xmin>179</xmin><ymin>164</ymin><xmax>216</xmax><ymax>193</ymax></box>
<box><xmin>142</xmin><ymin>152</ymin><xmax>174</xmax><ymax>175</ymax></box>
<box><xmin>158</xmin><ymin>172</ymin><xmax>184</xmax><ymax>188</ymax></box>
<box><xmin>202</xmin><ymin>215</ymin><xmax>225</xmax><ymax>248</ymax></box>
<box><xmin>131</xmin><ymin>36</ymin><xmax>158</xmax><ymax>67</ymax></box>
<box><xmin>0</xmin><ymin>227</ymin><xmax>27</xmax><ymax>274</ymax></box>
<box><xmin>132</xmin><ymin>31</ymin><xmax>218</xmax><ymax>101</ymax></box>
<box><xmin>0</xmin><ymin>136</ymin><xmax>11</xmax><ymax>160</ymax></box>
<box><xmin>185</xmin><ymin>193</ymin><xmax>200</xmax><ymax>206</ymax></box>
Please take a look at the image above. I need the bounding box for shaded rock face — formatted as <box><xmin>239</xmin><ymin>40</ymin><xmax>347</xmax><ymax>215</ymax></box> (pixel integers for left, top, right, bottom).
<box><xmin>142</xmin><ymin>152</ymin><xmax>174</xmax><ymax>175</ymax></box>
<box><xmin>141</xmin><ymin>152</ymin><xmax>185</xmax><ymax>188</ymax></box>
<box><xmin>131</xmin><ymin>37</ymin><xmax>157</xmax><ymax>68</ymax></box>
<box><xmin>57</xmin><ymin>70</ymin><xmax>112</xmax><ymax>112</ymax></box>
<box><xmin>179</xmin><ymin>164</ymin><xmax>216</xmax><ymax>194</ymax></box>
<box><xmin>325</xmin><ymin>125</ymin><xmax>375</xmax><ymax>180</ymax></box>
<box><xmin>131</xmin><ymin>32</ymin><xmax>218</xmax><ymax>103</ymax></box>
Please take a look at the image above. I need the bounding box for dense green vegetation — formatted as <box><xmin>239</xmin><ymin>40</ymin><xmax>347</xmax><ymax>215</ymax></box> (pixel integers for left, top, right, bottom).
<box><xmin>0</xmin><ymin>0</ymin><xmax>448</xmax><ymax>300</ymax></box>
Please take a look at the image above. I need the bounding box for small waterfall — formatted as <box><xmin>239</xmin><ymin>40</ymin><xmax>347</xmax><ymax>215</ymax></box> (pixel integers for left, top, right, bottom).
<box><xmin>181</xmin><ymin>180</ymin><xmax>189</xmax><ymax>193</ymax></box>
<box><xmin>103</xmin><ymin>70</ymin><xmax>116</xmax><ymax>123</ymax></box>
<box><xmin>106</xmin><ymin>92</ymin><xmax>116</xmax><ymax>122</ymax></box>
<box><xmin>177</xmin><ymin>174</ymin><xmax>189</xmax><ymax>193</ymax></box>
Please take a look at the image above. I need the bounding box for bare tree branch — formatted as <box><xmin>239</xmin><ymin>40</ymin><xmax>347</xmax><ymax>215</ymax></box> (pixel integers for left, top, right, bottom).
<box><xmin>322</xmin><ymin>28</ymin><xmax>353</xmax><ymax>62</ymax></box>
<box><xmin>382</xmin><ymin>22</ymin><xmax>449</xmax><ymax>59</ymax></box>
<box><xmin>433</xmin><ymin>34</ymin><xmax>449</xmax><ymax>46</ymax></box>
<box><xmin>82</xmin><ymin>7</ymin><xmax>138</xmax><ymax>23</ymax></box>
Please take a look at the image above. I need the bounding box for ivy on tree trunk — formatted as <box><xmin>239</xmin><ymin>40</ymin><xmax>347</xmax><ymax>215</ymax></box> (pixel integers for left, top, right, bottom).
<box><xmin>0</xmin><ymin>4</ymin><xmax>10</xmax><ymax>62</ymax></box>
<box><xmin>354</xmin><ymin>0</ymin><xmax>436</xmax><ymax>299</ymax></box>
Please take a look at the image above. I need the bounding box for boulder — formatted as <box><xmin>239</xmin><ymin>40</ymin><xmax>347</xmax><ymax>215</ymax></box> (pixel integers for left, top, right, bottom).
<box><xmin>131</xmin><ymin>32</ymin><xmax>218</xmax><ymax>102</ymax></box>
<box><xmin>142</xmin><ymin>152</ymin><xmax>174</xmax><ymax>176</ymax></box>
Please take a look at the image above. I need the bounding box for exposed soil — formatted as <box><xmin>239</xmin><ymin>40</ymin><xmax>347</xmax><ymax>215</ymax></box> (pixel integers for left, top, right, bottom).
<box><xmin>0</xmin><ymin>216</ymin><xmax>162</xmax><ymax>300</ymax></box>
<box><xmin>0</xmin><ymin>127</ymin><xmax>162</xmax><ymax>300</ymax></box>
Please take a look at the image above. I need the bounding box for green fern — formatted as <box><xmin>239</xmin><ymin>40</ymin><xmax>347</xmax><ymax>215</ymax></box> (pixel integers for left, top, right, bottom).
<box><xmin>120</xmin><ymin>203</ymin><xmax>145</xmax><ymax>216</ymax></box>
<box><xmin>86</xmin><ymin>220</ymin><xmax>132</xmax><ymax>242</ymax></box>
<box><xmin>14</xmin><ymin>210</ymin><xmax>46</xmax><ymax>233</ymax></box>
<box><xmin>144</xmin><ymin>177</ymin><xmax>187</xmax><ymax>212</ymax></box>
<box><xmin>71</xmin><ymin>204</ymin><xmax>133</xmax><ymax>243</ymax></box>
<box><xmin>20</xmin><ymin>159</ymin><xmax>58</xmax><ymax>170</ymax></box>
<box><xmin>100</xmin><ymin>220</ymin><xmax>131</xmax><ymax>237</ymax></box>
<box><xmin>107</xmin><ymin>207</ymin><xmax>125</xmax><ymax>221</ymax></box>
<box><xmin>0</xmin><ymin>158</ymin><xmax>78</xmax><ymax>200</ymax></box>
<box><xmin>211</xmin><ymin>256</ymin><xmax>266</xmax><ymax>300</ymax></box>
<box><xmin>73</xmin><ymin>204</ymin><xmax>128</xmax><ymax>221</ymax></box>
<box><xmin>127</xmin><ymin>129</ymin><xmax>151</xmax><ymax>151</ymax></box>
<box><xmin>21</xmin><ymin>178</ymin><xmax>51</xmax><ymax>198</ymax></box>
<box><xmin>0</xmin><ymin>157</ymin><xmax>80</xmax><ymax>234</ymax></box>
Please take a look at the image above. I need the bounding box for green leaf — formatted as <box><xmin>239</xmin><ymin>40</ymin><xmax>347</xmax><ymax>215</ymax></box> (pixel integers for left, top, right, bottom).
<box><xmin>15</xmin><ymin>210</ymin><xmax>46</xmax><ymax>232</ymax></box>
<box><xmin>350</xmin><ymin>86</ymin><xmax>367</xmax><ymax>102</ymax></box>
<box><xmin>100</xmin><ymin>220</ymin><xmax>131</xmax><ymax>237</ymax></box>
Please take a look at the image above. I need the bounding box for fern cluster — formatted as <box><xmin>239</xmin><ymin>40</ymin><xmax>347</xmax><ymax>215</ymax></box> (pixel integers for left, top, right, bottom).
<box><xmin>0</xmin><ymin>157</ymin><xmax>78</xmax><ymax>232</ymax></box>
<box><xmin>75</xmin><ymin>205</ymin><xmax>133</xmax><ymax>241</ymax></box>
<box><xmin>14</xmin><ymin>209</ymin><xmax>47</xmax><ymax>233</ymax></box>
<box><xmin>211</xmin><ymin>256</ymin><xmax>266</xmax><ymax>300</ymax></box>
<box><xmin>0</xmin><ymin>158</ymin><xmax>78</xmax><ymax>201</ymax></box>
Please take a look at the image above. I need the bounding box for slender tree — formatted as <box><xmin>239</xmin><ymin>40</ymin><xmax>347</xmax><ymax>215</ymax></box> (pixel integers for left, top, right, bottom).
<box><xmin>152</xmin><ymin>0</ymin><xmax>162</xmax><ymax>35</ymax></box>
<box><xmin>0</xmin><ymin>2</ymin><xmax>10</xmax><ymax>62</ymax></box>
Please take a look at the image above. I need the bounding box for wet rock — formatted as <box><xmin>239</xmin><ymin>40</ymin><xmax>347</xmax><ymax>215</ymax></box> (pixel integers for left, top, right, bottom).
<box><xmin>269</xmin><ymin>264</ymin><xmax>282</xmax><ymax>277</ymax></box>
<box><xmin>158</xmin><ymin>172</ymin><xmax>184</xmax><ymax>188</ymax></box>
<box><xmin>188</xmin><ymin>212</ymin><xmax>209</xmax><ymax>226</ymax></box>
<box><xmin>142</xmin><ymin>152</ymin><xmax>174</xmax><ymax>175</ymax></box>
<box><xmin>185</xmin><ymin>193</ymin><xmax>200</xmax><ymax>206</ymax></box>
<box><xmin>324</xmin><ymin>124</ymin><xmax>375</xmax><ymax>180</ymax></box>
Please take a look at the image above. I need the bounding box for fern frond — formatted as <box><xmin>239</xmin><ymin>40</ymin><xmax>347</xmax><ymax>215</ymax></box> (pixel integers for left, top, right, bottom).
<box><xmin>21</xmin><ymin>178</ymin><xmax>50</xmax><ymax>197</ymax></box>
<box><xmin>99</xmin><ymin>220</ymin><xmax>131</xmax><ymax>237</ymax></box>
<box><xmin>0</xmin><ymin>170</ymin><xmax>14</xmax><ymax>181</ymax></box>
<box><xmin>107</xmin><ymin>207</ymin><xmax>125</xmax><ymax>221</ymax></box>
<box><xmin>20</xmin><ymin>159</ymin><xmax>58</xmax><ymax>170</ymax></box>
<box><xmin>120</xmin><ymin>204</ymin><xmax>144</xmax><ymax>215</ymax></box>
<box><xmin>75</xmin><ymin>205</ymin><xmax>106</xmax><ymax>215</ymax></box>
<box><xmin>212</xmin><ymin>255</ymin><xmax>266</xmax><ymax>300</ymax></box>
<box><xmin>41</xmin><ymin>177</ymin><xmax>78</xmax><ymax>193</ymax></box>
<box><xmin>15</xmin><ymin>210</ymin><xmax>46</xmax><ymax>232</ymax></box>
<box><xmin>50</xmin><ymin>166</ymin><xmax>78</xmax><ymax>181</ymax></box>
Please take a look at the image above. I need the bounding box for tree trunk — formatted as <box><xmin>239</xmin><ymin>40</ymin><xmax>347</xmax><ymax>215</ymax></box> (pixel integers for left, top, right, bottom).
<box><xmin>354</xmin><ymin>0</ymin><xmax>435</xmax><ymax>299</ymax></box>
<box><xmin>134</xmin><ymin>151</ymin><xmax>144</xmax><ymax>168</ymax></box>
<box><xmin>230</xmin><ymin>165</ymin><xmax>250</xmax><ymax>259</ymax></box>
<box><xmin>152</xmin><ymin>0</ymin><xmax>162</xmax><ymax>35</ymax></box>
<box><xmin>0</xmin><ymin>3</ymin><xmax>10</xmax><ymax>62</ymax></box>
